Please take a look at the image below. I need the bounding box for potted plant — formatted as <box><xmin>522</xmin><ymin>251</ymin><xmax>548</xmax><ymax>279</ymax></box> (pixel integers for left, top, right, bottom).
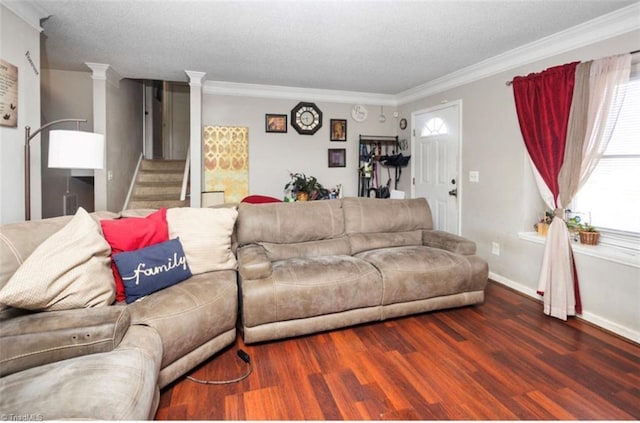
<box><xmin>284</xmin><ymin>172</ymin><xmax>328</xmax><ymax>201</ymax></box>
<box><xmin>577</xmin><ymin>223</ymin><xmax>600</xmax><ymax>245</ymax></box>
<box><xmin>566</xmin><ymin>214</ymin><xmax>599</xmax><ymax>245</ymax></box>
<box><xmin>534</xmin><ymin>210</ymin><xmax>554</xmax><ymax>236</ymax></box>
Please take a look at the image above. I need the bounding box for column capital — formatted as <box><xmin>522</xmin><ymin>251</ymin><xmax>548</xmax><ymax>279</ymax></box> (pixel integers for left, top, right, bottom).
<box><xmin>85</xmin><ymin>63</ymin><xmax>121</xmax><ymax>87</ymax></box>
<box><xmin>185</xmin><ymin>71</ymin><xmax>206</xmax><ymax>87</ymax></box>
<box><xmin>85</xmin><ymin>63</ymin><xmax>110</xmax><ymax>80</ymax></box>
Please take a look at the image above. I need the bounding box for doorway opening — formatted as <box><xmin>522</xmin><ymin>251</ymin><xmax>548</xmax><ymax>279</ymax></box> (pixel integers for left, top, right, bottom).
<box><xmin>144</xmin><ymin>80</ymin><xmax>190</xmax><ymax>160</ymax></box>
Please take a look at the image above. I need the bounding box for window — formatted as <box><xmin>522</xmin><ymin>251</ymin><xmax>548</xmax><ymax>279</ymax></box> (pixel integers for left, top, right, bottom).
<box><xmin>421</xmin><ymin>117</ymin><xmax>448</xmax><ymax>136</ymax></box>
<box><xmin>572</xmin><ymin>71</ymin><xmax>640</xmax><ymax>249</ymax></box>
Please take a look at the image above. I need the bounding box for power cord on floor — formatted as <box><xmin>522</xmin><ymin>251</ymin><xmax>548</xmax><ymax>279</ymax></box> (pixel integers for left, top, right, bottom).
<box><xmin>186</xmin><ymin>349</ymin><xmax>253</xmax><ymax>385</ymax></box>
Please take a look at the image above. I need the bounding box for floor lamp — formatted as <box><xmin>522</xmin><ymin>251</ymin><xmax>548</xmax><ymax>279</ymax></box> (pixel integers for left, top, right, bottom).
<box><xmin>24</xmin><ymin>119</ymin><xmax>104</xmax><ymax>220</ymax></box>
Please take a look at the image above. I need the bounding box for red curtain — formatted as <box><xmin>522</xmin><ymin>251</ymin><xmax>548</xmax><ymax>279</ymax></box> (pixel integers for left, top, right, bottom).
<box><xmin>512</xmin><ymin>62</ymin><xmax>579</xmax><ymax>206</ymax></box>
<box><xmin>513</xmin><ymin>62</ymin><xmax>583</xmax><ymax>318</ymax></box>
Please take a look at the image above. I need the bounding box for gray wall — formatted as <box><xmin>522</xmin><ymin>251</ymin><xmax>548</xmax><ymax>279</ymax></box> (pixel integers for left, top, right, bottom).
<box><xmin>39</xmin><ymin>72</ymin><xmax>143</xmax><ymax>215</ymax></box>
<box><xmin>398</xmin><ymin>30</ymin><xmax>640</xmax><ymax>341</ymax></box>
<box><xmin>40</xmin><ymin>69</ymin><xmax>95</xmax><ymax>217</ymax></box>
<box><xmin>203</xmin><ymin>96</ymin><xmax>399</xmax><ymax>199</ymax></box>
<box><xmin>106</xmin><ymin>78</ymin><xmax>144</xmax><ymax>211</ymax></box>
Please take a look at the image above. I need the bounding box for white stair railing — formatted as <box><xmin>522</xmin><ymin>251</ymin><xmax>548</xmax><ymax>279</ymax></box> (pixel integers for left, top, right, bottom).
<box><xmin>180</xmin><ymin>146</ymin><xmax>190</xmax><ymax>202</ymax></box>
<box><xmin>122</xmin><ymin>153</ymin><xmax>144</xmax><ymax>211</ymax></box>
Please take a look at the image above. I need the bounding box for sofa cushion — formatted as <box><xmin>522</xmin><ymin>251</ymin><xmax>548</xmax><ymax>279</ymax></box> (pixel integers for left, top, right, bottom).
<box><xmin>0</xmin><ymin>325</ymin><xmax>162</xmax><ymax>420</ymax></box>
<box><xmin>260</xmin><ymin>236</ymin><xmax>351</xmax><ymax>262</ymax></box>
<box><xmin>0</xmin><ymin>306</ymin><xmax>130</xmax><ymax>377</ymax></box>
<box><xmin>343</xmin><ymin>197</ymin><xmax>433</xmax><ymax>234</ymax></box>
<box><xmin>423</xmin><ymin>230</ymin><xmax>477</xmax><ymax>255</ymax></box>
<box><xmin>241</xmin><ymin>255</ymin><xmax>382</xmax><ymax>327</ymax></box>
<box><xmin>236</xmin><ymin>200</ymin><xmax>345</xmax><ymax>246</ymax></box>
<box><xmin>0</xmin><ymin>211</ymin><xmax>119</xmax><ymax>315</ymax></box>
<box><xmin>113</xmin><ymin>238</ymin><xmax>192</xmax><ymax>304</ymax></box>
<box><xmin>167</xmin><ymin>207</ymin><xmax>238</xmax><ymax>274</ymax></box>
<box><xmin>355</xmin><ymin>245</ymin><xmax>475</xmax><ymax>305</ymax></box>
<box><xmin>127</xmin><ymin>271</ymin><xmax>238</xmax><ymax>369</ymax></box>
<box><xmin>101</xmin><ymin>208</ymin><xmax>169</xmax><ymax>302</ymax></box>
<box><xmin>0</xmin><ymin>208</ymin><xmax>115</xmax><ymax>311</ymax></box>
<box><xmin>348</xmin><ymin>230</ymin><xmax>423</xmax><ymax>255</ymax></box>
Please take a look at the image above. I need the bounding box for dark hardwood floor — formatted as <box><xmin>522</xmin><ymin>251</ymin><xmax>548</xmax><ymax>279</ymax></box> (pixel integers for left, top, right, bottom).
<box><xmin>156</xmin><ymin>281</ymin><xmax>640</xmax><ymax>420</ymax></box>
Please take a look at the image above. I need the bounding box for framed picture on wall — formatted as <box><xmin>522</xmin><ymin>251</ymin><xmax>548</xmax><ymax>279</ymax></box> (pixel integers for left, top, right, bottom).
<box><xmin>265</xmin><ymin>114</ymin><xmax>287</xmax><ymax>133</ymax></box>
<box><xmin>328</xmin><ymin>148</ymin><xmax>346</xmax><ymax>168</ymax></box>
<box><xmin>330</xmin><ymin>119</ymin><xmax>347</xmax><ymax>141</ymax></box>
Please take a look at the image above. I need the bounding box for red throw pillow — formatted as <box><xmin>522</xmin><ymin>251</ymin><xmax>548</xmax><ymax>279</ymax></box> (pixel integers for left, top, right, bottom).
<box><xmin>241</xmin><ymin>195</ymin><xmax>282</xmax><ymax>204</ymax></box>
<box><xmin>101</xmin><ymin>208</ymin><xmax>168</xmax><ymax>302</ymax></box>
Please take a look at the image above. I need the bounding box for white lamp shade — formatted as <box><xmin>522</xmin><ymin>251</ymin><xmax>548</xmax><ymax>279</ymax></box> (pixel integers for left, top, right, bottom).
<box><xmin>48</xmin><ymin>130</ymin><xmax>105</xmax><ymax>169</ymax></box>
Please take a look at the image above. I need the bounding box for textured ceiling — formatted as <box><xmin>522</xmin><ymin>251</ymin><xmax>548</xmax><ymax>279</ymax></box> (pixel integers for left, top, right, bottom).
<box><xmin>11</xmin><ymin>0</ymin><xmax>638</xmax><ymax>94</ymax></box>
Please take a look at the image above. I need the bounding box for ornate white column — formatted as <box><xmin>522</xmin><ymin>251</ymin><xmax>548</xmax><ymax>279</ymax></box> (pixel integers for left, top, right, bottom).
<box><xmin>185</xmin><ymin>71</ymin><xmax>206</xmax><ymax>208</ymax></box>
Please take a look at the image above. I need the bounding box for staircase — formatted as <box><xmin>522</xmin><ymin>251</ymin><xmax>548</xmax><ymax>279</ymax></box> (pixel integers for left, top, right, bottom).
<box><xmin>126</xmin><ymin>159</ymin><xmax>189</xmax><ymax>210</ymax></box>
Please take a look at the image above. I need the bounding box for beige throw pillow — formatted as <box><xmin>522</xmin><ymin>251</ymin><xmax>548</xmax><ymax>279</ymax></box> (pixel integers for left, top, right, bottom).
<box><xmin>167</xmin><ymin>207</ymin><xmax>238</xmax><ymax>274</ymax></box>
<box><xmin>0</xmin><ymin>208</ymin><xmax>115</xmax><ymax>311</ymax></box>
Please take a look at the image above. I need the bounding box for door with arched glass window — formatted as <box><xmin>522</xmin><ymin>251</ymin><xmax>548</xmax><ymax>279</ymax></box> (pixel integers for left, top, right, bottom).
<box><xmin>411</xmin><ymin>101</ymin><xmax>461</xmax><ymax>234</ymax></box>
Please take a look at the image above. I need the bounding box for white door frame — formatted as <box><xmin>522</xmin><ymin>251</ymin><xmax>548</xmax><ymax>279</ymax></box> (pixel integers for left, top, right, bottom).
<box><xmin>410</xmin><ymin>100</ymin><xmax>463</xmax><ymax>235</ymax></box>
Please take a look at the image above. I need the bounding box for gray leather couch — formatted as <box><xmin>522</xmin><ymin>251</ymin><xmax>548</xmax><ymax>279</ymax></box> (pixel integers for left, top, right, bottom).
<box><xmin>236</xmin><ymin>197</ymin><xmax>488</xmax><ymax>344</ymax></box>
<box><xmin>0</xmin><ymin>212</ymin><xmax>237</xmax><ymax>420</ymax></box>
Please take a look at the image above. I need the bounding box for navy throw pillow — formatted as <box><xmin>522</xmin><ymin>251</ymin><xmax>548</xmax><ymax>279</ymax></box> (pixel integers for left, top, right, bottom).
<box><xmin>113</xmin><ymin>238</ymin><xmax>192</xmax><ymax>304</ymax></box>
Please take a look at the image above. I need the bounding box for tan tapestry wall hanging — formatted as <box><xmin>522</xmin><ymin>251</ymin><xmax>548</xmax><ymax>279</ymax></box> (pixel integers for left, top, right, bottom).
<box><xmin>203</xmin><ymin>125</ymin><xmax>249</xmax><ymax>203</ymax></box>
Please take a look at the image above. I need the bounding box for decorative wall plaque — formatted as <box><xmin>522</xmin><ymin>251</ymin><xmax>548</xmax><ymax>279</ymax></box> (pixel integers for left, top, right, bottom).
<box><xmin>0</xmin><ymin>59</ymin><xmax>18</xmax><ymax>128</ymax></box>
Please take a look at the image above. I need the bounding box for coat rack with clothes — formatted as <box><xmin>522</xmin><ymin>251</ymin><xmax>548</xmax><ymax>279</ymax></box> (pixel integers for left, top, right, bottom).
<box><xmin>357</xmin><ymin>135</ymin><xmax>410</xmax><ymax>198</ymax></box>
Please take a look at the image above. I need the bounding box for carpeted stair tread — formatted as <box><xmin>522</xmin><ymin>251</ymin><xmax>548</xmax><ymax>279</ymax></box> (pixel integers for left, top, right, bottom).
<box><xmin>125</xmin><ymin>159</ymin><xmax>190</xmax><ymax>210</ymax></box>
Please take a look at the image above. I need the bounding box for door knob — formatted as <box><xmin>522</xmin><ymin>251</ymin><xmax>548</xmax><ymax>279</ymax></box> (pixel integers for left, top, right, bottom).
<box><xmin>448</xmin><ymin>188</ymin><xmax>457</xmax><ymax>197</ymax></box>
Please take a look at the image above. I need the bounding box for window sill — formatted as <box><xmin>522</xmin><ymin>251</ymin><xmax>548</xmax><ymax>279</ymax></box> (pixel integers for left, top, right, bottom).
<box><xmin>518</xmin><ymin>232</ymin><xmax>640</xmax><ymax>269</ymax></box>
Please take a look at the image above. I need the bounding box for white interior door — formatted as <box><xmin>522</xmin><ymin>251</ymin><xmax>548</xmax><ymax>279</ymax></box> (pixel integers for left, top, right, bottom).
<box><xmin>411</xmin><ymin>102</ymin><xmax>461</xmax><ymax>234</ymax></box>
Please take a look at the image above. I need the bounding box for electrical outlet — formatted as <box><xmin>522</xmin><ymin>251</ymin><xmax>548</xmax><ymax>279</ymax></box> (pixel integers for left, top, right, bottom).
<box><xmin>492</xmin><ymin>242</ymin><xmax>500</xmax><ymax>256</ymax></box>
<box><xmin>107</xmin><ymin>170</ymin><xmax>113</xmax><ymax>181</ymax></box>
<box><xmin>469</xmin><ymin>171</ymin><xmax>479</xmax><ymax>183</ymax></box>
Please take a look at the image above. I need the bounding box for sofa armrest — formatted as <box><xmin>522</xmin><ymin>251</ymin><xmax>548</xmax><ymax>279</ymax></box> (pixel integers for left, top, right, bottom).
<box><xmin>0</xmin><ymin>306</ymin><xmax>130</xmax><ymax>377</ymax></box>
<box><xmin>237</xmin><ymin>244</ymin><xmax>273</xmax><ymax>280</ymax></box>
<box><xmin>423</xmin><ymin>230</ymin><xmax>477</xmax><ymax>255</ymax></box>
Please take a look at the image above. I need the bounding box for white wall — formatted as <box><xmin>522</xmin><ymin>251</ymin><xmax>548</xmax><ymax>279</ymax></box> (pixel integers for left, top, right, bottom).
<box><xmin>203</xmin><ymin>96</ymin><xmax>398</xmax><ymax>199</ymax></box>
<box><xmin>0</xmin><ymin>5</ymin><xmax>41</xmax><ymax>224</ymax></box>
<box><xmin>398</xmin><ymin>30</ymin><xmax>640</xmax><ymax>342</ymax></box>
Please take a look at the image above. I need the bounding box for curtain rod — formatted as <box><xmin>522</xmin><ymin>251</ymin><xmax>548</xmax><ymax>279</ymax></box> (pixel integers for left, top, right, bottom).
<box><xmin>505</xmin><ymin>49</ymin><xmax>640</xmax><ymax>86</ymax></box>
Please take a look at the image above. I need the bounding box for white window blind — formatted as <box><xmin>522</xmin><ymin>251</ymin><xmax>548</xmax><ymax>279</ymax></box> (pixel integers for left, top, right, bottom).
<box><xmin>573</xmin><ymin>73</ymin><xmax>640</xmax><ymax>244</ymax></box>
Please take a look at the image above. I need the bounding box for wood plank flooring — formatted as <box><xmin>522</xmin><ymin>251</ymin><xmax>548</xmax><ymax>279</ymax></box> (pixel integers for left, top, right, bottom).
<box><xmin>155</xmin><ymin>281</ymin><xmax>640</xmax><ymax>420</ymax></box>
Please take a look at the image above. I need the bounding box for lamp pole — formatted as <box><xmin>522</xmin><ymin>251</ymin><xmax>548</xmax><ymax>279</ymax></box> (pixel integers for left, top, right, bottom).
<box><xmin>24</xmin><ymin>118</ymin><xmax>87</xmax><ymax>220</ymax></box>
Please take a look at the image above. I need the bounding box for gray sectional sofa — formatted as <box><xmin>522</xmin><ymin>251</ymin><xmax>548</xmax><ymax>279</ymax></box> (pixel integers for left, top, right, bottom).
<box><xmin>0</xmin><ymin>197</ymin><xmax>488</xmax><ymax>419</ymax></box>
<box><xmin>0</xmin><ymin>210</ymin><xmax>238</xmax><ymax>420</ymax></box>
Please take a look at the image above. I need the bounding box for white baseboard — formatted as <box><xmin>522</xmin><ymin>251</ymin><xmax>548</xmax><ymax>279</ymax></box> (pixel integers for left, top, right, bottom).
<box><xmin>489</xmin><ymin>272</ymin><xmax>639</xmax><ymax>344</ymax></box>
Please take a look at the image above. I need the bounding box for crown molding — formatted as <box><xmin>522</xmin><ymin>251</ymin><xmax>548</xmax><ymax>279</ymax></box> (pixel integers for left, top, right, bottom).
<box><xmin>1</xmin><ymin>0</ymin><xmax>48</xmax><ymax>32</ymax></box>
<box><xmin>203</xmin><ymin>80</ymin><xmax>397</xmax><ymax>106</ymax></box>
<box><xmin>203</xmin><ymin>3</ymin><xmax>638</xmax><ymax>107</ymax></box>
<box><xmin>396</xmin><ymin>2</ymin><xmax>640</xmax><ymax>105</ymax></box>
